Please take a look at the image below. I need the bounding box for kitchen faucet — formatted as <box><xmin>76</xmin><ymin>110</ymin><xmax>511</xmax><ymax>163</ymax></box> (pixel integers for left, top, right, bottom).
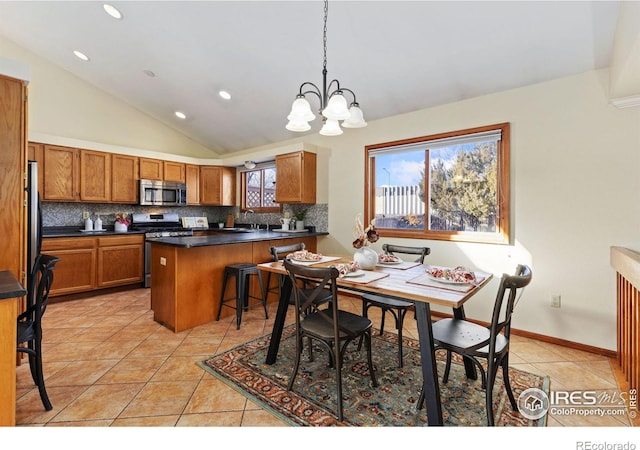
<box><xmin>244</xmin><ymin>209</ymin><xmax>255</xmax><ymax>228</ymax></box>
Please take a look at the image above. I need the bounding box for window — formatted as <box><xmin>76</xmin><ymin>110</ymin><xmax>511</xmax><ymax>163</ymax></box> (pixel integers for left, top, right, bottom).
<box><xmin>240</xmin><ymin>163</ymin><xmax>281</xmax><ymax>212</ymax></box>
<box><xmin>365</xmin><ymin>123</ymin><xmax>510</xmax><ymax>244</ymax></box>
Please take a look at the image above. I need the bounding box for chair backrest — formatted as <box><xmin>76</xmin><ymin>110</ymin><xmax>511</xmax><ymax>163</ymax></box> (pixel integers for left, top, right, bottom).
<box><xmin>382</xmin><ymin>244</ymin><xmax>430</xmax><ymax>264</ymax></box>
<box><xmin>283</xmin><ymin>258</ymin><xmax>343</xmax><ymax>337</ymax></box>
<box><xmin>17</xmin><ymin>254</ymin><xmax>60</xmax><ymax>342</ymax></box>
<box><xmin>488</xmin><ymin>264</ymin><xmax>532</xmax><ymax>349</ymax></box>
<box><xmin>270</xmin><ymin>242</ymin><xmax>306</xmax><ymax>262</ymax></box>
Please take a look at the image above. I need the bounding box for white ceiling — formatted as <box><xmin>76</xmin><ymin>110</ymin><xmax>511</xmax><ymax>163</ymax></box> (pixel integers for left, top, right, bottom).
<box><xmin>0</xmin><ymin>1</ymin><xmax>621</xmax><ymax>156</ymax></box>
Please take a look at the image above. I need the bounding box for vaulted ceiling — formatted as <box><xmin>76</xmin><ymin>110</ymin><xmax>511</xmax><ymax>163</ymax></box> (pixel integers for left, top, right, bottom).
<box><xmin>0</xmin><ymin>1</ymin><xmax>626</xmax><ymax>156</ymax></box>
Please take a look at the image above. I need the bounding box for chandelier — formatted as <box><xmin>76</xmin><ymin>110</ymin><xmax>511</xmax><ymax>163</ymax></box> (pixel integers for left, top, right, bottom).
<box><xmin>285</xmin><ymin>0</ymin><xmax>367</xmax><ymax>136</ymax></box>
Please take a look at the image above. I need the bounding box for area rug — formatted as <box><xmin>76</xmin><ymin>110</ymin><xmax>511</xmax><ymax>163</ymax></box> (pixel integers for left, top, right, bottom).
<box><xmin>198</xmin><ymin>325</ymin><xmax>549</xmax><ymax>426</ymax></box>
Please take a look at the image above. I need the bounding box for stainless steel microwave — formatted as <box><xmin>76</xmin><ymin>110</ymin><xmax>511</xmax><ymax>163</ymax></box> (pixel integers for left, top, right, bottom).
<box><xmin>139</xmin><ymin>179</ymin><xmax>187</xmax><ymax>206</ymax></box>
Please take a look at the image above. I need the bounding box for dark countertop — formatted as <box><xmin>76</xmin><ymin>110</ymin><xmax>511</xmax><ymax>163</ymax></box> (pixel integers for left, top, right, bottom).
<box><xmin>0</xmin><ymin>270</ymin><xmax>26</xmax><ymax>300</ymax></box>
<box><xmin>43</xmin><ymin>226</ymin><xmax>146</xmax><ymax>238</ymax></box>
<box><xmin>147</xmin><ymin>230</ymin><xmax>328</xmax><ymax>248</ymax></box>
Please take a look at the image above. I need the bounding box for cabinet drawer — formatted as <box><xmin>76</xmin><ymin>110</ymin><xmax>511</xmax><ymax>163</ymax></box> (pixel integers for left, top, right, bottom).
<box><xmin>98</xmin><ymin>235</ymin><xmax>144</xmax><ymax>247</ymax></box>
<box><xmin>42</xmin><ymin>237</ymin><xmax>96</xmax><ymax>251</ymax></box>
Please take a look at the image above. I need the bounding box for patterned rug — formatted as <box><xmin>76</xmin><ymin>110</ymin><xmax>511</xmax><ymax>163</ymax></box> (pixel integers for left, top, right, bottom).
<box><xmin>198</xmin><ymin>325</ymin><xmax>549</xmax><ymax>426</ymax></box>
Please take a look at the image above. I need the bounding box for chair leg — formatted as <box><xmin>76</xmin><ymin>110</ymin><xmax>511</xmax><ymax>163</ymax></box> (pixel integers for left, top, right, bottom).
<box><xmin>334</xmin><ymin>340</ymin><xmax>344</xmax><ymax>422</ymax></box>
<box><xmin>235</xmin><ymin>273</ymin><xmax>244</xmax><ymax>330</ymax></box>
<box><xmin>442</xmin><ymin>350</ymin><xmax>452</xmax><ymax>383</ymax></box>
<box><xmin>379</xmin><ymin>307</ymin><xmax>387</xmax><ymax>335</ymax></box>
<box><xmin>485</xmin><ymin>361</ymin><xmax>500</xmax><ymax>426</ymax></box>
<box><xmin>501</xmin><ymin>356</ymin><xmax>518</xmax><ymax>410</ymax></box>
<box><xmin>364</xmin><ymin>331</ymin><xmax>378</xmax><ymax>387</ymax></box>
<box><xmin>356</xmin><ymin>301</ymin><xmax>368</xmax><ymax>351</ymax></box>
<box><xmin>33</xmin><ymin>339</ymin><xmax>52</xmax><ymax>411</ymax></box>
<box><xmin>256</xmin><ymin>270</ymin><xmax>269</xmax><ymax>319</ymax></box>
<box><xmin>396</xmin><ymin>308</ymin><xmax>407</xmax><ymax>368</ymax></box>
<box><xmin>288</xmin><ymin>333</ymin><xmax>303</xmax><ymax>391</ymax></box>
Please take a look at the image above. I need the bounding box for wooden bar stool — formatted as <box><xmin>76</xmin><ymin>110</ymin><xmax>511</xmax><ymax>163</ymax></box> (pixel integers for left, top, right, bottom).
<box><xmin>217</xmin><ymin>263</ymin><xmax>268</xmax><ymax>330</ymax></box>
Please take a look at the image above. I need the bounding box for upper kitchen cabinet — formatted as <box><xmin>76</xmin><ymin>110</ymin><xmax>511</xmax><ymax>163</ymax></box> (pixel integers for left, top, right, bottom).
<box><xmin>275</xmin><ymin>150</ymin><xmax>316</xmax><ymax>204</ymax></box>
<box><xmin>111</xmin><ymin>154</ymin><xmax>138</xmax><ymax>203</ymax></box>
<box><xmin>139</xmin><ymin>157</ymin><xmax>164</xmax><ymax>181</ymax></box>
<box><xmin>200</xmin><ymin>166</ymin><xmax>235</xmax><ymax>206</ymax></box>
<box><xmin>164</xmin><ymin>161</ymin><xmax>186</xmax><ymax>183</ymax></box>
<box><xmin>43</xmin><ymin>144</ymin><xmax>79</xmax><ymax>201</ymax></box>
<box><xmin>186</xmin><ymin>164</ymin><xmax>200</xmax><ymax>205</ymax></box>
<box><xmin>27</xmin><ymin>142</ymin><xmax>44</xmax><ymax>195</ymax></box>
<box><xmin>80</xmin><ymin>150</ymin><xmax>111</xmax><ymax>202</ymax></box>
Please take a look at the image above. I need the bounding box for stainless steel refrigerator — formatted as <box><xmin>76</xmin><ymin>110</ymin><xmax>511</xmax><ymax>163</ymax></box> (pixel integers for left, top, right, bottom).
<box><xmin>26</xmin><ymin>160</ymin><xmax>42</xmax><ymax>302</ymax></box>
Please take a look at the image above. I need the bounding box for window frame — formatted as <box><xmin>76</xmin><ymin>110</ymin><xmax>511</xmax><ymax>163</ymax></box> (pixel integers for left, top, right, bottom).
<box><xmin>364</xmin><ymin>122</ymin><xmax>510</xmax><ymax>245</ymax></box>
<box><xmin>240</xmin><ymin>163</ymin><xmax>282</xmax><ymax>213</ymax></box>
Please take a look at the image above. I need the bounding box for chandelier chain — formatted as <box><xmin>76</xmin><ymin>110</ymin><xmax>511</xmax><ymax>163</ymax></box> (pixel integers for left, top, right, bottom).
<box><xmin>323</xmin><ymin>0</ymin><xmax>328</xmax><ymax>72</ymax></box>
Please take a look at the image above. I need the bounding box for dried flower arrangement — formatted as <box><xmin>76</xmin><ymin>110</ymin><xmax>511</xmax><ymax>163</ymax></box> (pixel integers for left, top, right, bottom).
<box><xmin>352</xmin><ymin>215</ymin><xmax>379</xmax><ymax>249</ymax></box>
<box><xmin>115</xmin><ymin>213</ymin><xmax>131</xmax><ymax>226</ymax></box>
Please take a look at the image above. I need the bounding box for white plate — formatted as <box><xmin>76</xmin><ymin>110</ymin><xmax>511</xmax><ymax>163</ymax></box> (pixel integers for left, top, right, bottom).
<box><xmin>292</xmin><ymin>256</ymin><xmax>322</xmax><ymax>262</ymax></box>
<box><xmin>425</xmin><ymin>273</ymin><xmax>469</xmax><ymax>285</ymax></box>
<box><xmin>80</xmin><ymin>229</ymin><xmax>106</xmax><ymax>232</ymax></box>
<box><xmin>343</xmin><ymin>269</ymin><xmax>365</xmax><ymax>278</ymax></box>
<box><xmin>378</xmin><ymin>259</ymin><xmax>403</xmax><ymax>265</ymax></box>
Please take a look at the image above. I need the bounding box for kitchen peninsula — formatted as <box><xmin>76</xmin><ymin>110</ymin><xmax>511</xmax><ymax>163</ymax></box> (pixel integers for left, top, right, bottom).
<box><xmin>148</xmin><ymin>229</ymin><xmax>327</xmax><ymax>332</ymax></box>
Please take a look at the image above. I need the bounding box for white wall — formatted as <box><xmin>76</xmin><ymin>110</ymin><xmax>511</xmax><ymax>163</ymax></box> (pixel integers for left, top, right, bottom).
<box><xmin>240</xmin><ymin>69</ymin><xmax>640</xmax><ymax>351</ymax></box>
<box><xmin>4</xmin><ymin>31</ymin><xmax>639</xmax><ymax>349</ymax></box>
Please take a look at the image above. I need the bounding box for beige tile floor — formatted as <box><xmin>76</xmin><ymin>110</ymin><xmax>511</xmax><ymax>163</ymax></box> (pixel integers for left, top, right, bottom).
<box><xmin>15</xmin><ymin>287</ymin><xmax>632</xmax><ymax>427</ymax></box>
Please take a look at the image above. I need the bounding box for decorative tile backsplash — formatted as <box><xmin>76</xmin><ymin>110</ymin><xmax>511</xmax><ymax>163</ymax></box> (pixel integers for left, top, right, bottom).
<box><xmin>42</xmin><ymin>202</ymin><xmax>328</xmax><ymax>232</ymax></box>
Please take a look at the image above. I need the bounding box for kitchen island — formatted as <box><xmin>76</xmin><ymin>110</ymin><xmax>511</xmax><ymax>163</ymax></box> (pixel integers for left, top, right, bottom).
<box><xmin>148</xmin><ymin>230</ymin><xmax>327</xmax><ymax>332</ymax></box>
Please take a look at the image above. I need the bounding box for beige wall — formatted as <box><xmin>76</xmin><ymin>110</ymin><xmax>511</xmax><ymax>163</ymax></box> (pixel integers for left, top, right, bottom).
<box><xmin>4</xmin><ymin>31</ymin><xmax>640</xmax><ymax>350</ymax></box>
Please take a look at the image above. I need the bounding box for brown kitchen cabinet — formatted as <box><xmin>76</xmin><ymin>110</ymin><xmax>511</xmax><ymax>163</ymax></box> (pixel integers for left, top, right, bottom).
<box><xmin>42</xmin><ymin>234</ymin><xmax>144</xmax><ymax>297</ymax></box>
<box><xmin>97</xmin><ymin>235</ymin><xmax>144</xmax><ymax>287</ymax></box>
<box><xmin>27</xmin><ymin>142</ymin><xmax>44</xmax><ymax>195</ymax></box>
<box><xmin>139</xmin><ymin>157</ymin><xmax>164</xmax><ymax>180</ymax></box>
<box><xmin>186</xmin><ymin>164</ymin><xmax>200</xmax><ymax>204</ymax></box>
<box><xmin>80</xmin><ymin>149</ymin><xmax>111</xmax><ymax>202</ymax></box>
<box><xmin>111</xmin><ymin>154</ymin><xmax>139</xmax><ymax>203</ymax></box>
<box><xmin>275</xmin><ymin>150</ymin><xmax>316</xmax><ymax>203</ymax></box>
<box><xmin>200</xmin><ymin>166</ymin><xmax>236</xmax><ymax>206</ymax></box>
<box><xmin>164</xmin><ymin>161</ymin><xmax>186</xmax><ymax>183</ymax></box>
<box><xmin>43</xmin><ymin>144</ymin><xmax>80</xmax><ymax>201</ymax></box>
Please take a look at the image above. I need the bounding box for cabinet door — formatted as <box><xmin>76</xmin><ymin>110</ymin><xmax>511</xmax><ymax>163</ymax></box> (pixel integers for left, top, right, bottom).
<box><xmin>80</xmin><ymin>150</ymin><xmax>111</xmax><ymax>202</ymax></box>
<box><xmin>43</xmin><ymin>144</ymin><xmax>79</xmax><ymax>201</ymax></box>
<box><xmin>97</xmin><ymin>236</ymin><xmax>143</xmax><ymax>287</ymax></box>
<box><xmin>28</xmin><ymin>142</ymin><xmax>44</xmax><ymax>196</ymax></box>
<box><xmin>42</xmin><ymin>238</ymin><xmax>97</xmax><ymax>296</ymax></box>
<box><xmin>275</xmin><ymin>151</ymin><xmax>316</xmax><ymax>203</ymax></box>
<box><xmin>164</xmin><ymin>161</ymin><xmax>186</xmax><ymax>183</ymax></box>
<box><xmin>139</xmin><ymin>157</ymin><xmax>164</xmax><ymax>180</ymax></box>
<box><xmin>186</xmin><ymin>164</ymin><xmax>200</xmax><ymax>205</ymax></box>
<box><xmin>200</xmin><ymin>166</ymin><xmax>222</xmax><ymax>205</ymax></box>
<box><xmin>200</xmin><ymin>166</ymin><xmax>236</xmax><ymax>206</ymax></box>
<box><xmin>111</xmin><ymin>154</ymin><xmax>139</xmax><ymax>203</ymax></box>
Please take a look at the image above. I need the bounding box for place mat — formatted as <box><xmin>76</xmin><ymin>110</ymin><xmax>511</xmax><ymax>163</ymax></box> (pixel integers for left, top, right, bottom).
<box><xmin>375</xmin><ymin>261</ymin><xmax>421</xmax><ymax>270</ymax></box>
<box><xmin>339</xmin><ymin>271</ymin><xmax>390</xmax><ymax>284</ymax></box>
<box><xmin>289</xmin><ymin>255</ymin><xmax>343</xmax><ymax>266</ymax></box>
<box><xmin>407</xmin><ymin>272</ymin><xmax>486</xmax><ymax>293</ymax></box>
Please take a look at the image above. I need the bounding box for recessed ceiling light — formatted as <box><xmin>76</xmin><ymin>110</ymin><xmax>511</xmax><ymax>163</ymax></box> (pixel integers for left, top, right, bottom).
<box><xmin>73</xmin><ymin>50</ymin><xmax>90</xmax><ymax>61</ymax></box>
<box><xmin>143</xmin><ymin>69</ymin><xmax>156</xmax><ymax>78</ymax></box>
<box><xmin>219</xmin><ymin>90</ymin><xmax>232</xmax><ymax>100</ymax></box>
<box><xmin>175</xmin><ymin>111</ymin><xmax>186</xmax><ymax>119</ymax></box>
<box><xmin>103</xmin><ymin>4</ymin><xmax>123</xmax><ymax>20</ymax></box>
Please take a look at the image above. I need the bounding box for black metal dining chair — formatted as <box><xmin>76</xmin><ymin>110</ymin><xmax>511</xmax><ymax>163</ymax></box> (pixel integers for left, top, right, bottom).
<box><xmin>17</xmin><ymin>253</ymin><xmax>60</xmax><ymax>411</ymax></box>
<box><xmin>265</xmin><ymin>242</ymin><xmax>306</xmax><ymax>303</ymax></box>
<box><xmin>419</xmin><ymin>264</ymin><xmax>532</xmax><ymax>425</ymax></box>
<box><xmin>359</xmin><ymin>244</ymin><xmax>430</xmax><ymax>367</ymax></box>
<box><xmin>283</xmin><ymin>258</ymin><xmax>378</xmax><ymax>421</ymax></box>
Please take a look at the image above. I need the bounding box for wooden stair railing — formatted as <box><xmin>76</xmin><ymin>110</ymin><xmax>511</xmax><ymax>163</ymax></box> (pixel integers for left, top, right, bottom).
<box><xmin>611</xmin><ymin>246</ymin><xmax>640</xmax><ymax>422</ymax></box>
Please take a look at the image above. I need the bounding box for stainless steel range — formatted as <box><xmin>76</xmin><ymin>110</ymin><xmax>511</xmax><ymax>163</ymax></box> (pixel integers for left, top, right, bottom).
<box><xmin>131</xmin><ymin>213</ymin><xmax>193</xmax><ymax>287</ymax></box>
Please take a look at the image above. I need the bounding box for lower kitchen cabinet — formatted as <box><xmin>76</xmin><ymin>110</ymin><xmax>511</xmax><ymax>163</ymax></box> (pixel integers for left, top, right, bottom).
<box><xmin>42</xmin><ymin>234</ymin><xmax>144</xmax><ymax>297</ymax></box>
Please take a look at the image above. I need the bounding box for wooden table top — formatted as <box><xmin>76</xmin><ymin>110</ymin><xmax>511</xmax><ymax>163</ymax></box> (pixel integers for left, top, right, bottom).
<box><xmin>258</xmin><ymin>257</ymin><xmax>493</xmax><ymax>309</ymax></box>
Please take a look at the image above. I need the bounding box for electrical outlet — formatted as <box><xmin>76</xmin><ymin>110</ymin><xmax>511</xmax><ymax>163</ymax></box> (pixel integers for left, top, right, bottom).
<box><xmin>551</xmin><ymin>294</ymin><xmax>561</xmax><ymax>308</ymax></box>
<box><xmin>82</xmin><ymin>211</ymin><xmax>90</xmax><ymax>220</ymax></box>
<box><xmin>202</xmin><ymin>211</ymin><xmax>208</xmax><ymax>217</ymax></box>
<box><xmin>160</xmin><ymin>257</ymin><xmax>167</xmax><ymax>266</ymax></box>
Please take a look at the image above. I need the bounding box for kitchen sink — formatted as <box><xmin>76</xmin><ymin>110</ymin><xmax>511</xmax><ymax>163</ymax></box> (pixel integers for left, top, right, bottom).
<box><xmin>219</xmin><ymin>227</ymin><xmax>254</xmax><ymax>233</ymax></box>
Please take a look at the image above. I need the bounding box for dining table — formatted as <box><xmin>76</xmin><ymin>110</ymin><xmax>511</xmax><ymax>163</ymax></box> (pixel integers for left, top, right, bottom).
<box><xmin>258</xmin><ymin>254</ymin><xmax>493</xmax><ymax>426</ymax></box>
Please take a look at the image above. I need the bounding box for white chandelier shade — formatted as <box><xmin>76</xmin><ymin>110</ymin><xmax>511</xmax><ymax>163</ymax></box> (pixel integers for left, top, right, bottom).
<box><xmin>287</xmin><ymin>96</ymin><xmax>316</xmax><ymax>122</ymax></box>
<box><xmin>321</xmin><ymin>92</ymin><xmax>350</xmax><ymax>120</ymax></box>
<box><xmin>286</xmin><ymin>119</ymin><xmax>312</xmax><ymax>132</ymax></box>
<box><xmin>319</xmin><ymin>119</ymin><xmax>343</xmax><ymax>136</ymax></box>
<box><xmin>341</xmin><ymin>103</ymin><xmax>367</xmax><ymax>128</ymax></box>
